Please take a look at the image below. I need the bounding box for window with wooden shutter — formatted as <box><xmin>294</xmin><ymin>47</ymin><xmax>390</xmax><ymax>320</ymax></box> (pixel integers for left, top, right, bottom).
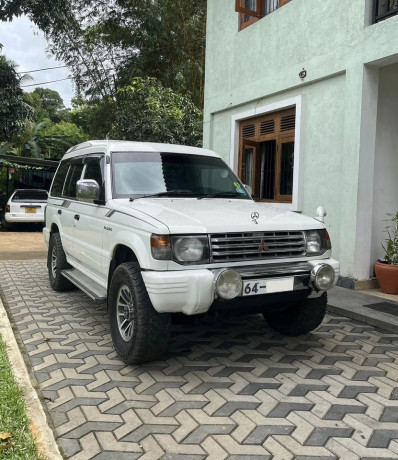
<box><xmin>236</xmin><ymin>0</ymin><xmax>293</xmax><ymax>30</ymax></box>
<box><xmin>238</xmin><ymin>107</ymin><xmax>295</xmax><ymax>203</ymax></box>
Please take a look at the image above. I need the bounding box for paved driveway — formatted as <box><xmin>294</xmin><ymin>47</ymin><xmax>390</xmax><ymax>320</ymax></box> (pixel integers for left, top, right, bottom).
<box><xmin>1</xmin><ymin>261</ymin><xmax>398</xmax><ymax>459</ymax></box>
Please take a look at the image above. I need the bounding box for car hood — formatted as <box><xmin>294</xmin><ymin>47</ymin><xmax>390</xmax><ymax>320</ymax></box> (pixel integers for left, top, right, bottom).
<box><xmin>118</xmin><ymin>198</ymin><xmax>323</xmax><ymax>234</ymax></box>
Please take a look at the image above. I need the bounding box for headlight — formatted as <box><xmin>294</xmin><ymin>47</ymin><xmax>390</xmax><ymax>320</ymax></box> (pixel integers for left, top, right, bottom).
<box><xmin>151</xmin><ymin>234</ymin><xmax>210</xmax><ymax>264</ymax></box>
<box><xmin>214</xmin><ymin>269</ymin><xmax>242</xmax><ymax>300</ymax></box>
<box><xmin>305</xmin><ymin>229</ymin><xmax>330</xmax><ymax>255</ymax></box>
<box><xmin>310</xmin><ymin>264</ymin><xmax>335</xmax><ymax>291</ymax></box>
<box><xmin>172</xmin><ymin>236</ymin><xmax>210</xmax><ymax>264</ymax></box>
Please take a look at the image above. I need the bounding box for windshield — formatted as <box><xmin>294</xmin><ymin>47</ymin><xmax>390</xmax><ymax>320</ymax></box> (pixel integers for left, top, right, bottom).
<box><xmin>111</xmin><ymin>151</ymin><xmax>250</xmax><ymax>200</ymax></box>
<box><xmin>12</xmin><ymin>190</ymin><xmax>48</xmax><ymax>202</ymax></box>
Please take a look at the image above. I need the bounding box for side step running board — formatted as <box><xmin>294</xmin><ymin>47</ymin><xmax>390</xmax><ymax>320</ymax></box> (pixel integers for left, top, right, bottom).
<box><xmin>61</xmin><ymin>269</ymin><xmax>107</xmax><ymax>301</ymax></box>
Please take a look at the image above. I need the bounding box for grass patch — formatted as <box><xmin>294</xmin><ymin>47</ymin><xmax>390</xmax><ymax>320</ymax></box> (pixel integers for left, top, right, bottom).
<box><xmin>0</xmin><ymin>333</ymin><xmax>41</xmax><ymax>459</ymax></box>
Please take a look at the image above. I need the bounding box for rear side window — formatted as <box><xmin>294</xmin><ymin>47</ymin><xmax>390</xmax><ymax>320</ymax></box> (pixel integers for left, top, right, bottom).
<box><xmin>63</xmin><ymin>159</ymin><xmax>84</xmax><ymax>198</ymax></box>
<box><xmin>12</xmin><ymin>190</ymin><xmax>48</xmax><ymax>202</ymax></box>
<box><xmin>50</xmin><ymin>161</ymin><xmax>71</xmax><ymax>197</ymax></box>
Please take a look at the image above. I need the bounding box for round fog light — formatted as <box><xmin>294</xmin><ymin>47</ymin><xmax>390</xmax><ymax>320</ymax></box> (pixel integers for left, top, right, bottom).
<box><xmin>214</xmin><ymin>269</ymin><xmax>242</xmax><ymax>300</ymax></box>
<box><xmin>311</xmin><ymin>264</ymin><xmax>335</xmax><ymax>291</ymax></box>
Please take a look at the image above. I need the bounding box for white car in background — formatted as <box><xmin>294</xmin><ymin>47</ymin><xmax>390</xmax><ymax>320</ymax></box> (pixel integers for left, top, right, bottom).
<box><xmin>4</xmin><ymin>189</ymin><xmax>48</xmax><ymax>225</ymax></box>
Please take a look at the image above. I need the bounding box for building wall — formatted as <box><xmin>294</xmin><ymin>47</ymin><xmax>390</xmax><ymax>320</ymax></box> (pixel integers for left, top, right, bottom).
<box><xmin>371</xmin><ymin>64</ymin><xmax>398</xmax><ymax>264</ymax></box>
<box><xmin>204</xmin><ymin>0</ymin><xmax>398</xmax><ymax>280</ymax></box>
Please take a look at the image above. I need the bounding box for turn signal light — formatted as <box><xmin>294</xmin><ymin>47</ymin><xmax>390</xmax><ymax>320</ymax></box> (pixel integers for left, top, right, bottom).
<box><xmin>151</xmin><ymin>234</ymin><xmax>171</xmax><ymax>260</ymax></box>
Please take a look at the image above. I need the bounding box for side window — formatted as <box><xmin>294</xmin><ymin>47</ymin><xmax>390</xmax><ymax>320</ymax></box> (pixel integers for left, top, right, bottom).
<box><xmin>82</xmin><ymin>156</ymin><xmax>105</xmax><ymax>202</ymax></box>
<box><xmin>50</xmin><ymin>160</ymin><xmax>71</xmax><ymax>197</ymax></box>
<box><xmin>63</xmin><ymin>159</ymin><xmax>84</xmax><ymax>199</ymax></box>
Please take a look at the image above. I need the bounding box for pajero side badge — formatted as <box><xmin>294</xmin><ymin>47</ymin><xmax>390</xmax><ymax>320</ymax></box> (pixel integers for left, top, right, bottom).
<box><xmin>251</xmin><ymin>212</ymin><xmax>259</xmax><ymax>224</ymax></box>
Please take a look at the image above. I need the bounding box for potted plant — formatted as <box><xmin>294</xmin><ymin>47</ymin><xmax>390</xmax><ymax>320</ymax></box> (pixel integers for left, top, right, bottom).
<box><xmin>374</xmin><ymin>212</ymin><xmax>398</xmax><ymax>294</ymax></box>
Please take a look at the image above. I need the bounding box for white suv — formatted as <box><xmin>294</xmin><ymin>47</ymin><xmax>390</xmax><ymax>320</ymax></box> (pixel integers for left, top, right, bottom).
<box><xmin>44</xmin><ymin>141</ymin><xmax>339</xmax><ymax>363</ymax></box>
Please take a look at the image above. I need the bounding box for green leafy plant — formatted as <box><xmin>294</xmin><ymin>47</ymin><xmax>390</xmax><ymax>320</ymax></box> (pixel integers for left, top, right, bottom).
<box><xmin>382</xmin><ymin>212</ymin><xmax>398</xmax><ymax>265</ymax></box>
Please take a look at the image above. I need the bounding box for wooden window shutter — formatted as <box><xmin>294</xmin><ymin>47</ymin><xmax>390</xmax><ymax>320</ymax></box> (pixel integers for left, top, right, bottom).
<box><xmin>235</xmin><ymin>0</ymin><xmax>262</xmax><ymax>18</ymax></box>
<box><xmin>280</xmin><ymin>112</ymin><xmax>295</xmax><ymax>132</ymax></box>
<box><xmin>259</xmin><ymin>118</ymin><xmax>275</xmax><ymax>137</ymax></box>
<box><xmin>279</xmin><ymin>0</ymin><xmax>292</xmax><ymax>7</ymax></box>
<box><xmin>241</xmin><ymin>121</ymin><xmax>256</xmax><ymax>139</ymax></box>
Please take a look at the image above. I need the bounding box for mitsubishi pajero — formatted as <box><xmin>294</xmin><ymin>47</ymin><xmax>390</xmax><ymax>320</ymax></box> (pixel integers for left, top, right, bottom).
<box><xmin>44</xmin><ymin>141</ymin><xmax>339</xmax><ymax>363</ymax></box>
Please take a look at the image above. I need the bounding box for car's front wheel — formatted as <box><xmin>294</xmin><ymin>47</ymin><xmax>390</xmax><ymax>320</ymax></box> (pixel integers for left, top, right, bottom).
<box><xmin>108</xmin><ymin>262</ymin><xmax>171</xmax><ymax>364</ymax></box>
<box><xmin>263</xmin><ymin>293</ymin><xmax>327</xmax><ymax>336</ymax></box>
<box><xmin>48</xmin><ymin>232</ymin><xmax>74</xmax><ymax>291</ymax></box>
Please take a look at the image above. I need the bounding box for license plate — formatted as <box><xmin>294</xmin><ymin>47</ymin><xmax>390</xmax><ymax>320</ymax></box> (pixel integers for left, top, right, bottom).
<box><xmin>25</xmin><ymin>208</ymin><xmax>36</xmax><ymax>214</ymax></box>
<box><xmin>243</xmin><ymin>277</ymin><xmax>294</xmax><ymax>296</ymax></box>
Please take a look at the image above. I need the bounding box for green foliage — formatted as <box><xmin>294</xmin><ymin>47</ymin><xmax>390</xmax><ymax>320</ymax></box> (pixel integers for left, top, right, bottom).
<box><xmin>24</xmin><ymin>88</ymin><xmax>72</xmax><ymax>124</ymax></box>
<box><xmin>18</xmin><ymin>0</ymin><xmax>206</xmax><ymax>108</ymax></box>
<box><xmin>0</xmin><ymin>55</ymin><xmax>32</xmax><ymax>141</ymax></box>
<box><xmin>0</xmin><ymin>119</ymin><xmax>86</xmax><ymax>160</ymax></box>
<box><xmin>38</xmin><ymin>120</ymin><xmax>89</xmax><ymax>159</ymax></box>
<box><xmin>71</xmin><ymin>96</ymin><xmax>114</xmax><ymax>138</ymax></box>
<box><xmin>0</xmin><ymin>334</ymin><xmax>41</xmax><ymax>459</ymax></box>
<box><xmin>382</xmin><ymin>212</ymin><xmax>398</xmax><ymax>265</ymax></box>
<box><xmin>111</xmin><ymin>77</ymin><xmax>203</xmax><ymax>146</ymax></box>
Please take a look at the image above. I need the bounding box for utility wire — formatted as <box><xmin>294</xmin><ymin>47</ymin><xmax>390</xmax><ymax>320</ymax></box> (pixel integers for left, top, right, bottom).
<box><xmin>17</xmin><ymin>65</ymin><xmax>68</xmax><ymax>74</ymax></box>
<box><xmin>21</xmin><ymin>77</ymin><xmax>73</xmax><ymax>88</ymax></box>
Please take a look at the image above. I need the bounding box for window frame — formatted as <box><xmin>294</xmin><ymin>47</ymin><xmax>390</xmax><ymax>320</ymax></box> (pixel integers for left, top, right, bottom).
<box><xmin>238</xmin><ymin>107</ymin><xmax>295</xmax><ymax>204</ymax></box>
<box><xmin>230</xmin><ymin>96</ymin><xmax>302</xmax><ymax>211</ymax></box>
<box><xmin>236</xmin><ymin>0</ymin><xmax>292</xmax><ymax>30</ymax></box>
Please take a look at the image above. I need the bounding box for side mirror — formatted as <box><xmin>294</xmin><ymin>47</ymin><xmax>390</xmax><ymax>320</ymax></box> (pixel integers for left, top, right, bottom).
<box><xmin>244</xmin><ymin>184</ymin><xmax>252</xmax><ymax>196</ymax></box>
<box><xmin>315</xmin><ymin>206</ymin><xmax>327</xmax><ymax>223</ymax></box>
<box><xmin>76</xmin><ymin>179</ymin><xmax>100</xmax><ymax>202</ymax></box>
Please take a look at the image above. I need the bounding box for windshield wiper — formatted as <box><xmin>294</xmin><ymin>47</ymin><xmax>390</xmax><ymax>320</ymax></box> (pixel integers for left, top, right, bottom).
<box><xmin>197</xmin><ymin>191</ymin><xmax>247</xmax><ymax>200</ymax></box>
<box><xmin>129</xmin><ymin>190</ymin><xmax>196</xmax><ymax>201</ymax></box>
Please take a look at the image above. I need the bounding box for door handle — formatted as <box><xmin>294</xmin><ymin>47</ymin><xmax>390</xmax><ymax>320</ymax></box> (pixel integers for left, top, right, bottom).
<box><xmin>58</xmin><ymin>209</ymin><xmax>62</xmax><ymax>215</ymax></box>
<box><xmin>74</xmin><ymin>214</ymin><xmax>80</xmax><ymax>220</ymax></box>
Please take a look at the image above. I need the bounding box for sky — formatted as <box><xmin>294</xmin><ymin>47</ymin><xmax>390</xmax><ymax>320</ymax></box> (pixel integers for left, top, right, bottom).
<box><xmin>1</xmin><ymin>16</ymin><xmax>74</xmax><ymax>107</ymax></box>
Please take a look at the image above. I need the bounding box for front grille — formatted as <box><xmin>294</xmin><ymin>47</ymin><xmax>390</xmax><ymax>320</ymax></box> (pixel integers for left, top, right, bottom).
<box><xmin>210</xmin><ymin>231</ymin><xmax>306</xmax><ymax>263</ymax></box>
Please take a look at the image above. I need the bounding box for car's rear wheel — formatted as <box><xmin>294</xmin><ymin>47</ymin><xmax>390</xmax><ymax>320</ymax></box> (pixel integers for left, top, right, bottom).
<box><xmin>48</xmin><ymin>232</ymin><xmax>74</xmax><ymax>291</ymax></box>
<box><xmin>108</xmin><ymin>262</ymin><xmax>171</xmax><ymax>364</ymax></box>
<box><xmin>263</xmin><ymin>292</ymin><xmax>327</xmax><ymax>336</ymax></box>
<box><xmin>0</xmin><ymin>218</ymin><xmax>12</xmax><ymax>230</ymax></box>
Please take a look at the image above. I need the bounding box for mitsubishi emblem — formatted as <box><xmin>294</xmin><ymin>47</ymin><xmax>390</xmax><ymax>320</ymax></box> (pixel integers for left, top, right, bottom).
<box><xmin>251</xmin><ymin>212</ymin><xmax>259</xmax><ymax>224</ymax></box>
<box><xmin>258</xmin><ymin>239</ymin><xmax>269</xmax><ymax>252</ymax></box>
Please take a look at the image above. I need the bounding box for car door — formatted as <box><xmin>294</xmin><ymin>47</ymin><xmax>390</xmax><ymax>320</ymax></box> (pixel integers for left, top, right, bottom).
<box><xmin>72</xmin><ymin>154</ymin><xmax>108</xmax><ymax>279</ymax></box>
<box><xmin>58</xmin><ymin>158</ymin><xmax>84</xmax><ymax>260</ymax></box>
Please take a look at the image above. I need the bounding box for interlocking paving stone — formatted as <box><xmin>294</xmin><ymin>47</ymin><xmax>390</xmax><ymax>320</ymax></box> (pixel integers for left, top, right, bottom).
<box><xmin>1</xmin><ymin>260</ymin><xmax>398</xmax><ymax>459</ymax></box>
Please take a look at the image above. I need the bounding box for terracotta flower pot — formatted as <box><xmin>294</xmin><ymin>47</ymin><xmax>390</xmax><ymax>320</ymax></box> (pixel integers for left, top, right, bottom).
<box><xmin>374</xmin><ymin>261</ymin><xmax>398</xmax><ymax>294</ymax></box>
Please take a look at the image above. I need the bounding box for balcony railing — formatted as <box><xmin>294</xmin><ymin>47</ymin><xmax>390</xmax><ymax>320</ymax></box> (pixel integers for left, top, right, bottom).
<box><xmin>373</xmin><ymin>0</ymin><xmax>398</xmax><ymax>23</ymax></box>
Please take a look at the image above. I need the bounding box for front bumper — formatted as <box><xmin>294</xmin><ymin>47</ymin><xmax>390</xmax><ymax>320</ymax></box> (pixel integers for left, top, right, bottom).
<box><xmin>142</xmin><ymin>258</ymin><xmax>340</xmax><ymax>315</ymax></box>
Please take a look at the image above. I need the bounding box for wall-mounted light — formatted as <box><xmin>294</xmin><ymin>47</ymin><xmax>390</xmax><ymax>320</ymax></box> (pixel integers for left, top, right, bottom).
<box><xmin>299</xmin><ymin>69</ymin><xmax>307</xmax><ymax>80</ymax></box>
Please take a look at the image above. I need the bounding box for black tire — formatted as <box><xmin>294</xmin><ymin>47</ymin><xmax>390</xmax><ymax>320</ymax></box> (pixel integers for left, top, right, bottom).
<box><xmin>108</xmin><ymin>262</ymin><xmax>171</xmax><ymax>364</ymax></box>
<box><xmin>263</xmin><ymin>293</ymin><xmax>327</xmax><ymax>336</ymax></box>
<box><xmin>1</xmin><ymin>218</ymin><xmax>12</xmax><ymax>230</ymax></box>
<box><xmin>48</xmin><ymin>232</ymin><xmax>74</xmax><ymax>291</ymax></box>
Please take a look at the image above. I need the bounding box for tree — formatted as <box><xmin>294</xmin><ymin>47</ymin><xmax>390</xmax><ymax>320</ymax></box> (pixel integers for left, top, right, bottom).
<box><xmin>2</xmin><ymin>0</ymin><xmax>206</xmax><ymax>108</ymax></box>
<box><xmin>38</xmin><ymin>120</ymin><xmax>88</xmax><ymax>159</ymax></box>
<box><xmin>0</xmin><ymin>53</ymin><xmax>32</xmax><ymax>141</ymax></box>
<box><xmin>25</xmin><ymin>87</ymin><xmax>71</xmax><ymax>123</ymax></box>
<box><xmin>0</xmin><ymin>119</ymin><xmax>81</xmax><ymax>159</ymax></box>
<box><xmin>111</xmin><ymin>77</ymin><xmax>202</xmax><ymax>147</ymax></box>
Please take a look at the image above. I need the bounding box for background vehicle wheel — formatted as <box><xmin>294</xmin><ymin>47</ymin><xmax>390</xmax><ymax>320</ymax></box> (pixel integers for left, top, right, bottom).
<box><xmin>0</xmin><ymin>218</ymin><xmax>12</xmax><ymax>230</ymax></box>
<box><xmin>108</xmin><ymin>262</ymin><xmax>171</xmax><ymax>364</ymax></box>
<box><xmin>48</xmin><ymin>232</ymin><xmax>74</xmax><ymax>291</ymax></box>
<box><xmin>263</xmin><ymin>292</ymin><xmax>327</xmax><ymax>336</ymax></box>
